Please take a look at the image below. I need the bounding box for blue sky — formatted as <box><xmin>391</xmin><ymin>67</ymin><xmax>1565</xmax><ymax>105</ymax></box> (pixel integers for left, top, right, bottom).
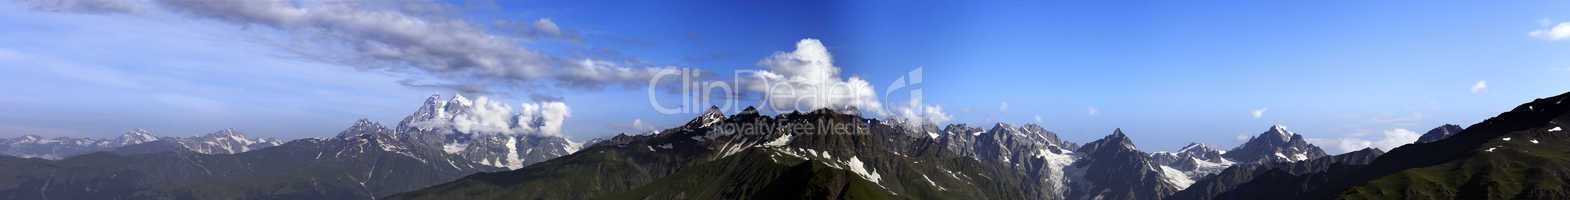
<box><xmin>2</xmin><ymin>0</ymin><xmax>1568</xmax><ymax>153</ymax></box>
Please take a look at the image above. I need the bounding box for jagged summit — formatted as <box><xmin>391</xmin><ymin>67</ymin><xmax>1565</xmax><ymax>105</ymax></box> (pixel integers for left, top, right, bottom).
<box><xmin>338</xmin><ymin>118</ymin><xmax>390</xmax><ymax>138</ymax></box>
<box><xmin>1224</xmin><ymin>124</ymin><xmax>1330</xmax><ymax>164</ymax></box>
<box><xmin>683</xmin><ymin>105</ymin><xmax>726</xmax><ymax>129</ymax></box>
<box><xmin>1262</xmin><ymin>124</ymin><xmax>1295</xmax><ymax>142</ymax></box>
<box><xmin>738</xmin><ymin>106</ymin><xmax>760</xmax><ymax>116</ymax></box>
<box><xmin>1080</xmin><ymin>128</ymin><xmax>1137</xmax><ymax>153</ymax></box>
<box><xmin>1415</xmin><ymin>124</ymin><xmax>1465</xmax><ymax>144</ymax></box>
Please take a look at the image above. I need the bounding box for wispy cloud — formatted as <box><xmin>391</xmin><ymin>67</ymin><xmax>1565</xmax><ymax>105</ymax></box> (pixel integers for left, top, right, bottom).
<box><xmin>17</xmin><ymin>0</ymin><xmax>672</xmax><ymax>94</ymax></box>
<box><xmin>1471</xmin><ymin>80</ymin><xmax>1488</xmax><ymax>94</ymax></box>
<box><xmin>1087</xmin><ymin>107</ymin><xmax>1100</xmax><ymax>116</ymax></box>
<box><xmin>18</xmin><ymin>0</ymin><xmax>141</xmax><ymax>14</ymax></box>
<box><xmin>1308</xmin><ymin>128</ymin><xmax>1422</xmax><ymax>153</ymax></box>
<box><xmin>1250</xmin><ymin>108</ymin><xmax>1268</xmax><ymax>119</ymax></box>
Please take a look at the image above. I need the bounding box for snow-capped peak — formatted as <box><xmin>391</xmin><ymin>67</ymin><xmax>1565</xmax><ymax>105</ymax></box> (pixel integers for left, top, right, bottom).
<box><xmin>118</xmin><ymin>128</ymin><xmax>160</xmax><ymax>145</ymax></box>
<box><xmin>686</xmin><ymin>105</ymin><xmax>726</xmax><ymax>128</ymax></box>
<box><xmin>1267</xmin><ymin>124</ymin><xmax>1294</xmax><ymax>140</ymax></box>
<box><xmin>1177</xmin><ymin>143</ymin><xmax>1211</xmax><ymax>154</ymax></box>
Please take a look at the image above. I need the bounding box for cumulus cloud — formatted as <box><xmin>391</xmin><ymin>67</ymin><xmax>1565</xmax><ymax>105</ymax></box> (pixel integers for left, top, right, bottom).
<box><xmin>1308</xmin><ymin>128</ymin><xmax>1422</xmax><ymax>153</ymax></box>
<box><xmin>1471</xmin><ymin>80</ymin><xmax>1488</xmax><ymax>94</ymax></box>
<box><xmin>452</xmin><ymin>96</ymin><xmax>522</xmax><ymax>134</ymax></box>
<box><xmin>537</xmin><ymin>102</ymin><xmax>570</xmax><ymax>135</ymax></box>
<box><xmin>20</xmin><ymin>0</ymin><xmax>667</xmax><ymax>94</ymax></box>
<box><xmin>746</xmin><ymin>39</ymin><xmax>882</xmax><ymax>113</ymax></box>
<box><xmin>892</xmin><ymin>101</ymin><xmax>953</xmax><ymax>129</ymax></box>
<box><xmin>1530</xmin><ymin>21</ymin><xmax>1570</xmax><ymax>41</ymax></box>
<box><xmin>426</xmin><ymin>95</ymin><xmax>572</xmax><ymax>136</ymax></box>
<box><xmin>1250</xmin><ymin>108</ymin><xmax>1268</xmax><ymax>119</ymax></box>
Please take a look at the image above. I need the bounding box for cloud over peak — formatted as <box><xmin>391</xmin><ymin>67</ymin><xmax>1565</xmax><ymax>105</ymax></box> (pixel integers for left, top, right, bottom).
<box><xmin>413</xmin><ymin>94</ymin><xmax>572</xmax><ymax>136</ymax></box>
<box><xmin>1308</xmin><ymin>128</ymin><xmax>1422</xmax><ymax>153</ymax></box>
<box><xmin>747</xmin><ymin>39</ymin><xmax>882</xmax><ymax>113</ymax></box>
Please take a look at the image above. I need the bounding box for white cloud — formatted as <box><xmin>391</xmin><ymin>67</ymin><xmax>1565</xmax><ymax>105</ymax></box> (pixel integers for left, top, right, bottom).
<box><xmin>1530</xmin><ymin>21</ymin><xmax>1570</xmax><ymax>41</ymax></box>
<box><xmin>1087</xmin><ymin>107</ymin><xmax>1100</xmax><ymax>116</ymax></box>
<box><xmin>631</xmin><ymin>118</ymin><xmax>650</xmax><ymax>131</ymax></box>
<box><xmin>999</xmin><ymin>101</ymin><xmax>1009</xmax><ymax>113</ymax></box>
<box><xmin>23</xmin><ymin>0</ymin><xmax>666</xmax><ymax>93</ymax></box>
<box><xmin>1034</xmin><ymin>114</ymin><xmax>1044</xmax><ymax>124</ymax></box>
<box><xmin>747</xmin><ymin>39</ymin><xmax>882</xmax><ymax>113</ymax></box>
<box><xmin>534</xmin><ymin>102</ymin><xmax>569</xmax><ymax>135</ymax></box>
<box><xmin>533</xmin><ymin>18</ymin><xmax>563</xmax><ymax>36</ymax></box>
<box><xmin>435</xmin><ymin>95</ymin><xmax>572</xmax><ymax>136</ymax></box>
<box><xmin>1308</xmin><ymin>128</ymin><xmax>1422</xmax><ymax>153</ymax></box>
<box><xmin>892</xmin><ymin>101</ymin><xmax>952</xmax><ymax>129</ymax></box>
<box><xmin>453</xmin><ymin>96</ymin><xmax>520</xmax><ymax>134</ymax></box>
<box><xmin>1471</xmin><ymin>80</ymin><xmax>1487</xmax><ymax>94</ymax></box>
<box><xmin>1250</xmin><ymin>108</ymin><xmax>1268</xmax><ymax>119</ymax></box>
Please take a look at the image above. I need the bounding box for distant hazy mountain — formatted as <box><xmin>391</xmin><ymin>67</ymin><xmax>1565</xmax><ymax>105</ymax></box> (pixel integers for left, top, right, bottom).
<box><xmin>0</xmin><ymin>128</ymin><xmax>281</xmax><ymax>159</ymax></box>
<box><xmin>0</xmin><ymin>94</ymin><xmax>581</xmax><ymax>199</ymax></box>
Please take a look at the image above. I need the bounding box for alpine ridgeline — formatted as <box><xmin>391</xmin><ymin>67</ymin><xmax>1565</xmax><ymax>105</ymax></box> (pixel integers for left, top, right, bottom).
<box><xmin>0</xmin><ymin>94</ymin><xmax>580</xmax><ymax>199</ymax></box>
<box><xmin>0</xmin><ymin>128</ymin><xmax>282</xmax><ymax>159</ymax></box>
<box><xmin>1172</xmin><ymin>91</ymin><xmax>1570</xmax><ymax>200</ymax></box>
<box><xmin>391</xmin><ymin>105</ymin><xmax>1194</xmax><ymax>200</ymax></box>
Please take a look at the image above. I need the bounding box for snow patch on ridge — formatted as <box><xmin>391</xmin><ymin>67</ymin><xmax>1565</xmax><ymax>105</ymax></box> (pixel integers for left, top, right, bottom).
<box><xmin>1159</xmin><ymin>165</ymin><xmax>1195</xmax><ymax>190</ymax></box>
<box><xmin>761</xmin><ymin>134</ymin><xmax>793</xmax><ymax>147</ymax></box>
<box><xmin>845</xmin><ymin>156</ymin><xmax>882</xmax><ymax>184</ymax></box>
<box><xmin>504</xmin><ymin>137</ymin><xmax>523</xmax><ymax>169</ymax></box>
<box><xmin>442</xmin><ymin>142</ymin><xmax>468</xmax><ymax>154</ymax></box>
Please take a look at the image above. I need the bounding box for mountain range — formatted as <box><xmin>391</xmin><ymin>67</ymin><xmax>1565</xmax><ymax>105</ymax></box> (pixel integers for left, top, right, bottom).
<box><xmin>389</xmin><ymin>92</ymin><xmax>1570</xmax><ymax>200</ymax></box>
<box><xmin>3</xmin><ymin>91</ymin><xmax>1570</xmax><ymax>200</ymax></box>
<box><xmin>0</xmin><ymin>95</ymin><xmax>581</xmax><ymax>199</ymax></box>
<box><xmin>0</xmin><ymin>128</ymin><xmax>283</xmax><ymax>159</ymax></box>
